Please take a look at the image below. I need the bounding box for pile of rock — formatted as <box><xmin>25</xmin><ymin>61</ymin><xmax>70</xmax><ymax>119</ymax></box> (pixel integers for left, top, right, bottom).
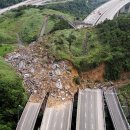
<box><xmin>5</xmin><ymin>43</ymin><xmax>78</xmax><ymax>103</ymax></box>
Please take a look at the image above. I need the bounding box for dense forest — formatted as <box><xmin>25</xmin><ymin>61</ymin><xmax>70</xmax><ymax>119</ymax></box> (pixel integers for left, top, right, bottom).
<box><xmin>0</xmin><ymin>1</ymin><xmax>130</xmax><ymax>129</ymax></box>
<box><xmin>0</xmin><ymin>0</ymin><xmax>24</xmax><ymax>8</ymax></box>
<box><xmin>97</xmin><ymin>16</ymin><xmax>130</xmax><ymax>80</ymax></box>
<box><xmin>0</xmin><ymin>56</ymin><xmax>27</xmax><ymax>130</ymax></box>
<box><xmin>47</xmin><ymin>14</ymin><xmax>130</xmax><ymax>80</ymax></box>
<box><xmin>44</xmin><ymin>0</ymin><xmax>104</xmax><ymax>19</ymax></box>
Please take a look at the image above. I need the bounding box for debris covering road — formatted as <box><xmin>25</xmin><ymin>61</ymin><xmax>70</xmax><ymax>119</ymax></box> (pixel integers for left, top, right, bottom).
<box><xmin>5</xmin><ymin>42</ymin><xmax>78</xmax><ymax>104</ymax></box>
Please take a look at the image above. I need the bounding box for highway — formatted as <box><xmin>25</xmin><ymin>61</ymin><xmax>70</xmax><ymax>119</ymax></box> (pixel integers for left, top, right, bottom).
<box><xmin>83</xmin><ymin>0</ymin><xmax>130</xmax><ymax>26</ymax></box>
<box><xmin>40</xmin><ymin>101</ymin><xmax>73</xmax><ymax>130</ymax></box>
<box><xmin>104</xmin><ymin>89</ymin><xmax>130</xmax><ymax>130</ymax></box>
<box><xmin>16</xmin><ymin>102</ymin><xmax>41</xmax><ymax>130</ymax></box>
<box><xmin>0</xmin><ymin>0</ymin><xmax>51</xmax><ymax>15</ymax></box>
<box><xmin>76</xmin><ymin>88</ymin><xmax>105</xmax><ymax>130</ymax></box>
<box><xmin>96</xmin><ymin>0</ymin><xmax>130</xmax><ymax>24</ymax></box>
<box><xmin>84</xmin><ymin>0</ymin><xmax>118</xmax><ymax>26</ymax></box>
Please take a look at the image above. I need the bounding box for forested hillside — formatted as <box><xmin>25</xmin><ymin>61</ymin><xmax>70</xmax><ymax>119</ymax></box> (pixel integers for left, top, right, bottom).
<box><xmin>0</xmin><ymin>3</ymin><xmax>130</xmax><ymax>129</ymax></box>
<box><xmin>0</xmin><ymin>7</ymin><xmax>130</xmax><ymax>81</ymax></box>
<box><xmin>0</xmin><ymin>45</ymin><xmax>27</xmax><ymax>130</ymax></box>
<box><xmin>44</xmin><ymin>0</ymin><xmax>104</xmax><ymax>19</ymax></box>
<box><xmin>46</xmin><ymin>14</ymin><xmax>130</xmax><ymax>80</ymax></box>
<box><xmin>0</xmin><ymin>0</ymin><xmax>24</xmax><ymax>8</ymax></box>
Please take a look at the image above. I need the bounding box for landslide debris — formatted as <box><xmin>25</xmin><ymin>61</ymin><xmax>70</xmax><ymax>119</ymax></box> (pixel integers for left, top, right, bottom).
<box><xmin>5</xmin><ymin>42</ymin><xmax>78</xmax><ymax>104</ymax></box>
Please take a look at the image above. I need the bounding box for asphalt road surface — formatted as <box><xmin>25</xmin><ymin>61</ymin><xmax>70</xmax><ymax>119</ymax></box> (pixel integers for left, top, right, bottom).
<box><xmin>104</xmin><ymin>89</ymin><xmax>129</xmax><ymax>130</ymax></box>
<box><xmin>96</xmin><ymin>0</ymin><xmax>130</xmax><ymax>24</ymax></box>
<box><xmin>0</xmin><ymin>0</ymin><xmax>51</xmax><ymax>15</ymax></box>
<box><xmin>83</xmin><ymin>0</ymin><xmax>130</xmax><ymax>26</ymax></box>
<box><xmin>84</xmin><ymin>0</ymin><xmax>118</xmax><ymax>25</ymax></box>
<box><xmin>76</xmin><ymin>88</ymin><xmax>105</xmax><ymax>130</ymax></box>
<box><xmin>16</xmin><ymin>102</ymin><xmax>41</xmax><ymax>130</ymax></box>
<box><xmin>40</xmin><ymin>101</ymin><xmax>73</xmax><ymax>130</ymax></box>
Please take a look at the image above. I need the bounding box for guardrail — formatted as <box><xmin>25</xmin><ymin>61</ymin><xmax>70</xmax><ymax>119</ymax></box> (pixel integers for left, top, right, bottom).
<box><xmin>101</xmin><ymin>89</ymin><xmax>106</xmax><ymax>130</ymax></box>
<box><xmin>113</xmin><ymin>88</ymin><xmax>130</xmax><ymax>130</ymax></box>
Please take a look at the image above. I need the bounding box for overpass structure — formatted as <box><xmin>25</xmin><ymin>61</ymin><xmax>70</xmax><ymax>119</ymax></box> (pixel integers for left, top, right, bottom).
<box><xmin>16</xmin><ymin>91</ymin><xmax>47</xmax><ymax>130</ymax></box>
<box><xmin>0</xmin><ymin>0</ymin><xmax>51</xmax><ymax>15</ymax></box>
<box><xmin>16</xmin><ymin>102</ymin><xmax>42</xmax><ymax>130</ymax></box>
<box><xmin>40</xmin><ymin>101</ymin><xmax>73</xmax><ymax>130</ymax></box>
<box><xmin>83</xmin><ymin>0</ymin><xmax>130</xmax><ymax>26</ymax></box>
<box><xmin>104</xmin><ymin>88</ymin><xmax>130</xmax><ymax>130</ymax></box>
<box><xmin>76</xmin><ymin>88</ymin><xmax>106</xmax><ymax>130</ymax></box>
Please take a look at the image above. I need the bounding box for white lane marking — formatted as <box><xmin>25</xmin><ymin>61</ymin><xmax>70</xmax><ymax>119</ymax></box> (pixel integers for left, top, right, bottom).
<box><xmin>54</xmin><ymin>111</ymin><xmax>58</xmax><ymax>128</ymax></box>
<box><xmin>56</xmin><ymin>112</ymin><xmax>58</xmax><ymax>117</ymax></box>
<box><xmin>91</xmin><ymin>103</ymin><xmax>92</xmax><ymax>108</ymax></box>
<box><xmin>92</xmin><ymin>123</ymin><xmax>94</xmax><ymax>130</ymax></box>
<box><xmin>20</xmin><ymin>103</ymin><xmax>31</xmax><ymax>129</ymax></box>
<box><xmin>54</xmin><ymin>121</ymin><xmax>56</xmax><ymax>128</ymax></box>
<box><xmin>85</xmin><ymin>102</ymin><xmax>87</xmax><ymax>109</ymax></box>
<box><xmin>46</xmin><ymin>108</ymin><xmax>53</xmax><ymax>130</ymax></box>
<box><xmin>91</xmin><ymin>94</ymin><xmax>92</xmax><ymax>100</ymax></box>
<box><xmin>76</xmin><ymin>91</ymin><xmax>82</xmax><ymax>130</ymax></box>
<box><xmin>85</xmin><ymin>112</ymin><xmax>87</xmax><ymax>118</ymax></box>
<box><xmin>85</xmin><ymin>123</ymin><xmax>87</xmax><ymax>129</ymax></box>
<box><xmin>91</xmin><ymin>112</ymin><xmax>93</xmax><ymax>120</ymax></box>
<box><xmin>97</xmin><ymin>90</ymin><xmax>105</xmax><ymax>130</ymax></box>
<box><xmin>86</xmin><ymin>94</ymin><xmax>87</xmax><ymax>99</ymax></box>
<box><xmin>61</xmin><ymin>122</ymin><xmax>63</xmax><ymax>129</ymax></box>
<box><xmin>62</xmin><ymin>111</ymin><xmax>65</xmax><ymax>119</ymax></box>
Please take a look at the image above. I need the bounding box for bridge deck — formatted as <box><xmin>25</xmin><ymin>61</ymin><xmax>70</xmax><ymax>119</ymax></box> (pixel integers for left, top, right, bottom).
<box><xmin>40</xmin><ymin>101</ymin><xmax>73</xmax><ymax>130</ymax></box>
<box><xmin>16</xmin><ymin>102</ymin><xmax>41</xmax><ymax>130</ymax></box>
<box><xmin>76</xmin><ymin>89</ymin><xmax>105</xmax><ymax>130</ymax></box>
<box><xmin>104</xmin><ymin>89</ymin><xmax>130</xmax><ymax>130</ymax></box>
<box><xmin>84</xmin><ymin>0</ymin><xmax>130</xmax><ymax>26</ymax></box>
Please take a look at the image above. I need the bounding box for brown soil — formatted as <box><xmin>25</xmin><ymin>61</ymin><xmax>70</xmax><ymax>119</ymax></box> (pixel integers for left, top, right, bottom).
<box><xmin>80</xmin><ymin>63</ymin><xmax>105</xmax><ymax>82</ymax></box>
<box><xmin>5</xmin><ymin>41</ymin><xmax>130</xmax><ymax>106</ymax></box>
<box><xmin>115</xmin><ymin>72</ymin><xmax>130</xmax><ymax>88</ymax></box>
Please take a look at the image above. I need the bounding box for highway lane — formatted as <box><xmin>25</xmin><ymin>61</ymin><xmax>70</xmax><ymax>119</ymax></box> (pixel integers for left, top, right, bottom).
<box><xmin>96</xmin><ymin>0</ymin><xmax>130</xmax><ymax>24</ymax></box>
<box><xmin>0</xmin><ymin>0</ymin><xmax>31</xmax><ymax>14</ymax></box>
<box><xmin>76</xmin><ymin>88</ymin><xmax>105</xmax><ymax>130</ymax></box>
<box><xmin>83</xmin><ymin>0</ymin><xmax>130</xmax><ymax>26</ymax></box>
<box><xmin>104</xmin><ymin>89</ymin><xmax>129</xmax><ymax>130</ymax></box>
<box><xmin>108</xmin><ymin>0</ymin><xmax>130</xmax><ymax>19</ymax></box>
<box><xmin>40</xmin><ymin>101</ymin><xmax>73</xmax><ymax>130</ymax></box>
<box><xmin>83</xmin><ymin>0</ymin><xmax>118</xmax><ymax>25</ymax></box>
<box><xmin>0</xmin><ymin>0</ymin><xmax>51</xmax><ymax>15</ymax></box>
<box><xmin>16</xmin><ymin>102</ymin><xmax>41</xmax><ymax>130</ymax></box>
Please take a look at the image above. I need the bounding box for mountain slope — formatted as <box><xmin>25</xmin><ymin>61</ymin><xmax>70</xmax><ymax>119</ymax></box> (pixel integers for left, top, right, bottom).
<box><xmin>0</xmin><ymin>0</ymin><xmax>25</xmax><ymax>8</ymax></box>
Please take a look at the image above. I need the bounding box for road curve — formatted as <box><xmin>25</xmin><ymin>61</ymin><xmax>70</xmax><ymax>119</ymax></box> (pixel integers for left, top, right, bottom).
<box><xmin>40</xmin><ymin>101</ymin><xmax>73</xmax><ymax>130</ymax></box>
<box><xmin>84</xmin><ymin>0</ymin><xmax>130</xmax><ymax>26</ymax></box>
<box><xmin>0</xmin><ymin>0</ymin><xmax>51</xmax><ymax>15</ymax></box>
<box><xmin>76</xmin><ymin>88</ymin><xmax>106</xmax><ymax>130</ymax></box>
<box><xmin>96</xmin><ymin>0</ymin><xmax>130</xmax><ymax>24</ymax></box>
<box><xmin>84</xmin><ymin>0</ymin><xmax>118</xmax><ymax>26</ymax></box>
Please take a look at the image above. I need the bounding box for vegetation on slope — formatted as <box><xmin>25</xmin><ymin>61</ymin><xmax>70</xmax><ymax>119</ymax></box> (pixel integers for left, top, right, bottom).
<box><xmin>118</xmin><ymin>84</ymin><xmax>130</xmax><ymax>123</ymax></box>
<box><xmin>0</xmin><ymin>58</ymin><xmax>27</xmax><ymax>130</ymax></box>
<box><xmin>0</xmin><ymin>7</ymin><xmax>75</xmax><ymax>44</ymax></box>
<box><xmin>0</xmin><ymin>7</ymin><xmax>75</xmax><ymax>129</ymax></box>
<box><xmin>46</xmin><ymin>15</ymin><xmax>130</xmax><ymax>80</ymax></box>
<box><xmin>44</xmin><ymin>0</ymin><xmax>104</xmax><ymax>19</ymax></box>
<box><xmin>0</xmin><ymin>2</ymin><xmax>129</xmax><ymax>129</ymax></box>
<box><xmin>0</xmin><ymin>0</ymin><xmax>25</xmax><ymax>8</ymax></box>
<box><xmin>0</xmin><ymin>44</ymin><xmax>16</xmax><ymax>57</ymax></box>
<box><xmin>0</xmin><ymin>45</ymin><xmax>27</xmax><ymax>130</ymax></box>
<box><xmin>97</xmin><ymin>16</ymin><xmax>130</xmax><ymax>80</ymax></box>
<box><xmin>0</xmin><ymin>7</ymin><xmax>129</xmax><ymax>81</ymax></box>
